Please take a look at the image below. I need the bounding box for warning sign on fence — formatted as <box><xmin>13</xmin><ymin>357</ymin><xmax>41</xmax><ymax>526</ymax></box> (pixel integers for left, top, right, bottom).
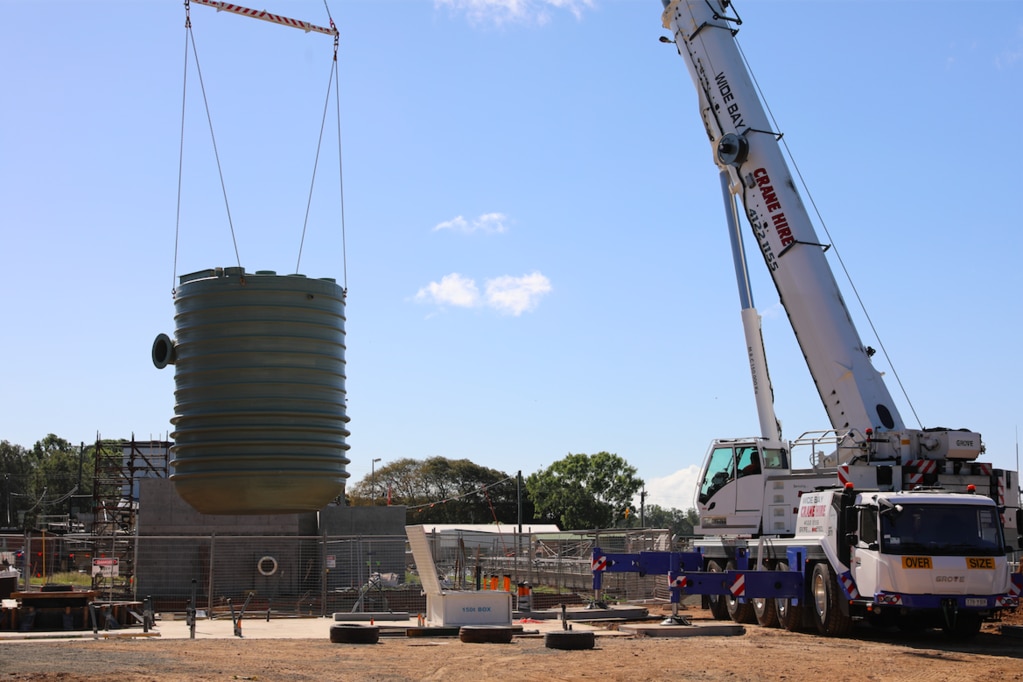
<box><xmin>93</xmin><ymin>557</ymin><xmax>119</xmax><ymax>578</ymax></box>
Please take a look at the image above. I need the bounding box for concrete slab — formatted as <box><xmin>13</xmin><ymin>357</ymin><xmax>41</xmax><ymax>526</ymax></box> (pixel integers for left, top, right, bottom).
<box><xmin>334</xmin><ymin>611</ymin><xmax>410</xmax><ymax>622</ymax></box>
<box><xmin>1</xmin><ymin>612</ymin><xmax>638</xmax><ymax>642</ymax></box>
<box><xmin>525</xmin><ymin>606</ymin><xmax>649</xmax><ymax>621</ymax></box>
<box><xmin>618</xmin><ymin>623</ymin><xmax>745</xmax><ymax>638</ymax></box>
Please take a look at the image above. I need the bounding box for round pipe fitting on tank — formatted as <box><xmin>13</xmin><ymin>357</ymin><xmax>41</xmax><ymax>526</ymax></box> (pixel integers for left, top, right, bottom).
<box><xmin>152</xmin><ymin>333</ymin><xmax>177</xmax><ymax>369</ymax></box>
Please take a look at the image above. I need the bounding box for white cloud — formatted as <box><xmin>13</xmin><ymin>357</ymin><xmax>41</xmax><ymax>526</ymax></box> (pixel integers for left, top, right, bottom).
<box><xmin>415</xmin><ymin>271</ymin><xmax>551</xmax><ymax>315</ymax></box>
<box><xmin>434</xmin><ymin>0</ymin><xmax>593</xmax><ymax>26</ymax></box>
<box><xmin>995</xmin><ymin>49</ymin><xmax>1022</xmax><ymax>70</ymax></box>
<box><xmin>414</xmin><ymin>273</ymin><xmax>481</xmax><ymax>309</ymax></box>
<box><xmin>433</xmin><ymin>212</ymin><xmax>509</xmax><ymax>234</ymax></box>
<box><xmin>760</xmin><ymin>301</ymin><xmax>785</xmax><ymax>320</ymax></box>
<box><xmin>642</xmin><ymin>464</ymin><xmax>701</xmax><ymax>511</ymax></box>
<box><xmin>484</xmin><ymin>272</ymin><xmax>552</xmax><ymax>315</ymax></box>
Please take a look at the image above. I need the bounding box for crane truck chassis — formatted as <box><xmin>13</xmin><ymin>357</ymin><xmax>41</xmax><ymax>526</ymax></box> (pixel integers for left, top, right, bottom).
<box><xmin>593</xmin><ymin>482</ymin><xmax>1023</xmax><ymax>637</ymax></box>
<box><xmin>631</xmin><ymin>0</ymin><xmax>1023</xmax><ymax>639</ymax></box>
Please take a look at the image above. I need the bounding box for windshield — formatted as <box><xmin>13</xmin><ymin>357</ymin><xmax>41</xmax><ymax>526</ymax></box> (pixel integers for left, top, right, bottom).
<box><xmin>880</xmin><ymin>503</ymin><xmax>1005</xmax><ymax>556</ymax></box>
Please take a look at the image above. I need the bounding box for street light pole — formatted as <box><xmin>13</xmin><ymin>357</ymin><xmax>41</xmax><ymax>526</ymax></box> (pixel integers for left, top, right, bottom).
<box><xmin>371</xmin><ymin>458</ymin><xmax>381</xmax><ymax>503</ymax></box>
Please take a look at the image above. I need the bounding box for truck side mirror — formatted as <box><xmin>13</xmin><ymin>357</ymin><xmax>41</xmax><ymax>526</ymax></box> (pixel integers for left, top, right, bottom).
<box><xmin>845</xmin><ymin>533</ymin><xmax>858</xmax><ymax>546</ymax></box>
<box><xmin>1017</xmin><ymin>509</ymin><xmax>1023</xmax><ymax>549</ymax></box>
<box><xmin>843</xmin><ymin>507</ymin><xmax>858</xmax><ymax>533</ymax></box>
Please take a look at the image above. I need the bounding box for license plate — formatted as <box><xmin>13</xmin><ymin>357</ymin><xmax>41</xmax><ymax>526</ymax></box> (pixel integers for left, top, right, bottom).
<box><xmin>965</xmin><ymin>598</ymin><xmax>988</xmax><ymax>607</ymax></box>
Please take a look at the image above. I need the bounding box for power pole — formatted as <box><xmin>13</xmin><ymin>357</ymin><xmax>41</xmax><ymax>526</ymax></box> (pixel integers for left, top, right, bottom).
<box><xmin>640</xmin><ymin>490</ymin><xmax>646</xmax><ymax>528</ymax></box>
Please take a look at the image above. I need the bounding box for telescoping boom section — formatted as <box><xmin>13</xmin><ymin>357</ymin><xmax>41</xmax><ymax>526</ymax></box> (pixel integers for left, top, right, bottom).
<box><xmin>661</xmin><ymin>0</ymin><xmax>985</xmax><ymax>466</ymax></box>
<box><xmin>658</xmin><ymin>0</ymin><xmax>1019</xmax><ymax>557</ymax></box>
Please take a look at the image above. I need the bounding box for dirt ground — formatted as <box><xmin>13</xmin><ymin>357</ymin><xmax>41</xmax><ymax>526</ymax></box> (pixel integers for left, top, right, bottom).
<box><xmin>2</xmin><ymin>605</ymin><xmax>1023</xmax><ymax>682</ymax></box>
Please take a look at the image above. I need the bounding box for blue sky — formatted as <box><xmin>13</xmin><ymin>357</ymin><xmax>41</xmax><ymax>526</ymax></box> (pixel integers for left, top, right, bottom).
<box><xmin>2</xmin><ymin>0</ymin><xmax>1022</xmax><ymax>512</ymax></box>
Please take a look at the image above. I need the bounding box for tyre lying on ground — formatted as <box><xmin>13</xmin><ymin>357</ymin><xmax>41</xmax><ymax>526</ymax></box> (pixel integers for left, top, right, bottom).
<box><xmin>329</xmin><ymin>624</ymin><xmax>380</xmax><ymax>644</ymax></box>
<box><xmin>405</xmin><ymin>626</ymin><xmax>461</xmax><ymax>638</ymax></box>
<box><xmin>544</xmin><ymin>630</ymin><xmax>595</xmax><ymax>650</ymax></box>
<box><xmin>458</xmin><ymin>626</ymin><xmax>514</xmax><ymax>644</ymax></box>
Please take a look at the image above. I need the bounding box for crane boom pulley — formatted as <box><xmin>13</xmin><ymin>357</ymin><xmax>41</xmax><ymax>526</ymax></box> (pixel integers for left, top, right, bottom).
<box><xmin>190</xmin><ymin>0</ymin><xmax>338</xmax><ymax>37</ymax></box>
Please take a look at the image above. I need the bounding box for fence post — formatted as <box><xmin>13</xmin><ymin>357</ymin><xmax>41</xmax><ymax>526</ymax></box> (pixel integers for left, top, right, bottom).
<box><xmin>321</xmin><ymin>529</ymin><xmax>328</xmax><ymax>617</ymax></box>
<box><xmin>207</xmin><ymin>532</ymin><xmax>216</xmax><ymax>616</ymax></box>
<box><xmin>22</xmin><ymin>530</ymin><xmax>31</xmax><ymax>592</ymax></box>
<box><xmin>528</xmin><ymin>533</ymin><xmax>534</xmax><ymax>588</ymax></box>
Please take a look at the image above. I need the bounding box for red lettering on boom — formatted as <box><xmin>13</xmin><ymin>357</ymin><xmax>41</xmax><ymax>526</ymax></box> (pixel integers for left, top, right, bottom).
<box><xmin>752</xmin><ymin>169</ymin><xmax>795</xmax><ymax>247</ymax></box>
<box><xmin>754</xmin><ymin>169</ymin><xmax>782</xmax><ymax>212</ymax></box>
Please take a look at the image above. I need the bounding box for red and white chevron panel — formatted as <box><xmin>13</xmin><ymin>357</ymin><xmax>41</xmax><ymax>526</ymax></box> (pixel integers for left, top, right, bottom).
<box><xmin>837</xmin><ymin>465</ymin><xmax>850</xmax><ymax>488</ymax></box>
<box><xmin>839</xmin><ymin>572</ymin><xmax>859</xmax><ymax>599</ymax></box>
<box><xmin>905</xmin><ymin>460</ymin><xmax>935</xmax><ymax>488</ymax></box>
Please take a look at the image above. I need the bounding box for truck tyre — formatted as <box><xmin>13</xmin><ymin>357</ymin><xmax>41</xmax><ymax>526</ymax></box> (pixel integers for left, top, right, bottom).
<box><xmin>753</xmin><ymin>595</ymin><xmax>778</xmax><ymax>628</ymax></box>
<box><xmin>775</xmin><ymin>561</ymin><xmax>803</xmax><ymax>631</ymax></box>
<box><xmin>942</xmin><ymin>612</ymin><xmax>982</xmax><ymax>639</ymax></box>
<box><xmin>705</xmin><ymin>561</ymin><xmax>729</xmax><ymax>621</ymax></box>
<box><xmin>725</xmin><ymin>560</ymin><xmax>756</xmax><ymax>624</ymax></box>
<box><xmin>810</xmin><ymin>563</ymin><xmax>853</xmax><ymax>637</ymax></box>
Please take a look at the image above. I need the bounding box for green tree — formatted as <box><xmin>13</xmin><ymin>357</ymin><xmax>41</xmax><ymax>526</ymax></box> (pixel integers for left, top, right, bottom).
<box><xmin>347</xmin><ymin>456</ymin><xmax>531</xmax><ymax>525</ymax></box>
<box><xmin>642</xmin><ymin>504</ymin><xmax>699</xmax><ymax>539</ymax></box>
<box><xmin>348</xmin><ymin>457</ymin><xmax>421</xmax><ymax>504</ymax></box>
<box><xmin>22</xmin><ymin>435</ymin><xmax>88</xmax><ymax>528</ymax></box>
<box><xmin>525</xmin><ymin>452</ymin><xmax>643</xmax><ymax>530</ymax></box>
<box><xmin>1</xmin><ymin>435</ymin><xmax>91</xmax><ymax>529</ymax></box>
<box><xmin>0</xmin><ymin>440</ymin><xmax>32</xmax><ymax>528</ymax></box>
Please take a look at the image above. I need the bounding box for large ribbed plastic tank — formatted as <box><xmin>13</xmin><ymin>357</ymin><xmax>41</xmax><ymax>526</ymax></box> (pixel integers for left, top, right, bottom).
<box><xmin>152</xmin><ymin>266</ymin><xmax>350</xmax><ymax>514</ymax></box>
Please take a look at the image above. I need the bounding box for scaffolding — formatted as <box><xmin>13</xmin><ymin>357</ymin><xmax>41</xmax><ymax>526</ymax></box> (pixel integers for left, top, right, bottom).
<box><xmin>89</xmin><ymin>437</ymin><xmax>170</xmax><ymax>598</ymax></box>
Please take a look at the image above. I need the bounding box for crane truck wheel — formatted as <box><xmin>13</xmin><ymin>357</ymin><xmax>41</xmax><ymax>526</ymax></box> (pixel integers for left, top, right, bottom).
<box><xmin>941</xmin><ymin>612</ymin><xmax>982</xmax><ymax>639</ymax></box>
<box><xmin>705</xmin><ymin>561</ymin><xmax>729</xmax><ymax>620</ymax></box>
<box><xmin>810</xmin><ymin>563</ymin><xmax>853</xmax><ymax>637</ymax></box>
<box><xmin>725</xmin><ymin>560</ymin><xmax>756</xmax><ymax>624</ymax></box>
<box><xmin>775</xmin><ymin>560</ymin><xmax>803</xmax><ymax>631</ymax></box>
<box><xmin>753</xmin><ymin>594</ymin><xmax>779</xmax><ymax>628</ymax></box>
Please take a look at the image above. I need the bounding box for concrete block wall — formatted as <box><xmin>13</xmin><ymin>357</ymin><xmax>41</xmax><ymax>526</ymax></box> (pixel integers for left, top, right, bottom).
<box><xmin>138</xmin><ymin>479</ymin><xmax>318</xmax><ymax>535</ymax></box>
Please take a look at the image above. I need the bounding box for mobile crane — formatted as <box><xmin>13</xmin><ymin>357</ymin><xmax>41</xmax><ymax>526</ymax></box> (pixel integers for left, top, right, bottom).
<box><xmin>591</xmin><ymin>0</ymin><xmax>1021</xmax><ymax>638</ymax></box>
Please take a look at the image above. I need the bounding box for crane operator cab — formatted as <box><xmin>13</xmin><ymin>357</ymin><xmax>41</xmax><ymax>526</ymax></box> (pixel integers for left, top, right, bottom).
<box><xmin>695</xmin><ymin>439</ymin><xmax>788</xmax><ymax>535</ymax></box>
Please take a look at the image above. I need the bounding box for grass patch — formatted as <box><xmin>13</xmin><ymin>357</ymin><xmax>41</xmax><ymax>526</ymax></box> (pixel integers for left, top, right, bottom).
<box><xmin>30</xmin><ymin>571</ymin><xmax>93</xmax><ymax>588</ymax></box>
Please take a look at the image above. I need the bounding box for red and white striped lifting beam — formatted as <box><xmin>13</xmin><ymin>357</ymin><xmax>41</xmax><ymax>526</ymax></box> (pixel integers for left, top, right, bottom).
<box><xmin>190</xmin><ymin>0</ymin><xmax>338</xmax><ymax>37</ymax></box>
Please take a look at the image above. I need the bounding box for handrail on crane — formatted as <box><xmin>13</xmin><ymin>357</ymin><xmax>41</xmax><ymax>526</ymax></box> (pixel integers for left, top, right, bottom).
<box><xmin>190</xmin><ymin>0</ymin><xmax>338</xmax><ymax>37</ymax></box>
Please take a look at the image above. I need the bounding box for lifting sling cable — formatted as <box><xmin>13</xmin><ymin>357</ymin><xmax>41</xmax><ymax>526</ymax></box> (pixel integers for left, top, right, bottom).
<box><xmin>296</xmin><ymin>0</ymin><xmax>347</xmax><ymax>288</ymax></box>
<box><xmin>175</xmin><ymin>0</ymin><xmax>347</xmax><ymax>291</ymax></box>
<box><xmin>174</xmin><ymin>0</ymin><xmax>243</xmax><ymax>293</ymax></box>
<box><xmin>172</xmin><ymin>12</ymin><xmax>190</xmax><ymax>296</ymax></box>
<box><xmin>295</xmin><ymin>25</ymin><xmax>345</xmax><ymax>283</ymax></box>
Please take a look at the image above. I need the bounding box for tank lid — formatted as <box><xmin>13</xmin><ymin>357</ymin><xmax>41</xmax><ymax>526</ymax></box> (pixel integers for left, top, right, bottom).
<box><xmin>179</xmin><ymin>268</ymin><xmax>217</xmax><ymax>285</ymax></box>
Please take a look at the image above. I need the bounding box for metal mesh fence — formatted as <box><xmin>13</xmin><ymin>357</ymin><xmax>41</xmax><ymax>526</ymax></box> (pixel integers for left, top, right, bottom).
<box><xmin>2</xmin><ymin>528</ymin><xmax>679</xmax><ymax>614</ymax></box>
